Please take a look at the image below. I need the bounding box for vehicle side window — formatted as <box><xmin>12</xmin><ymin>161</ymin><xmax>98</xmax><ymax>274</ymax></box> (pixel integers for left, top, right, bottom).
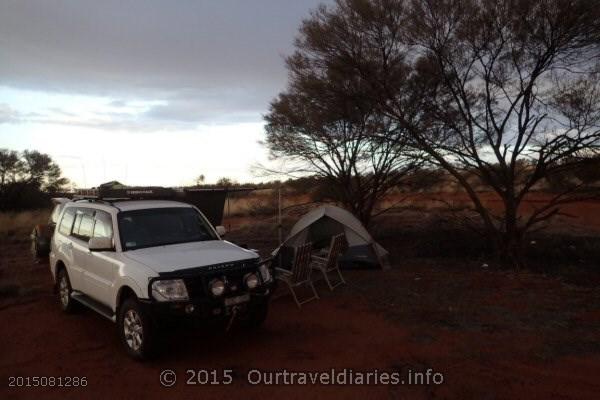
<box><xmin>93</xmin><ymin>211</ymin><xmax>113</xmax><ymax>239</ymax></box>
<box><xmin>58</xmin><ymin>208</ymin><xmax>76</xmax><ymax>235</ymax></box>
<box><xmin>72</xmin><ymin>212</ymin><xmax>84</xmax><ymax>236</ymax></box>
<box><xmin>72</xmin><ymin>209</ymin><xmax>95</xmax><ymax>241</ymax></box>
<box><xmin>78</xmin><ymin>214</ymin><xmax>94</xmax><ymax>238</ymax></box>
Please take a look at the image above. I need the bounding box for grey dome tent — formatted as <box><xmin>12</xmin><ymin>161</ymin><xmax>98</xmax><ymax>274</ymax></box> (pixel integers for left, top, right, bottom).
<box><xmin>272</xmin><ymin>205</ymin><xmax>390</xmax><ymax>269</ymax></box>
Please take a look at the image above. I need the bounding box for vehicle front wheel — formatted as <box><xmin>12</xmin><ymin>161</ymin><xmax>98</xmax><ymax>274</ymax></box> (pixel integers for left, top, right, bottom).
<box><xmin>56</xmin><ymin>268</ymin><xmax>77</xmax><ymax>313</ymax></box>
<box><xmin>118</xmin><ymin>298</ymin><xmax>156</xmax><ymax>360</ymax></box>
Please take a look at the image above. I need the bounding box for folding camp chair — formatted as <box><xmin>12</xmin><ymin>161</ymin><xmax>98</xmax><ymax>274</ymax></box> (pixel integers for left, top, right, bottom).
<box><xmin>311</xmin><ymin>233</ymin><xmax>346</xmax><ymax>290</ymax></box>
<box><xmin>275</xmin><ymin>242</ymin><xmax>319</xmax><ymax>308</ymax></box>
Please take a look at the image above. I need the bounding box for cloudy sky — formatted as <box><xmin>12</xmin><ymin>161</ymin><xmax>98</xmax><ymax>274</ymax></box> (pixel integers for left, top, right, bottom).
<box><xmin>0</xmin><ymin>0</ymin><xmax>328</xmax><ymax>187</ymax></box>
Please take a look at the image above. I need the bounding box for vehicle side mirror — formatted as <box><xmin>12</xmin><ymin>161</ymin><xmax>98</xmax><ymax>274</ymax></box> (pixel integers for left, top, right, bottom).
<box><xmin>215</xmin><ymin>225</ymin><xmax>227</xmax><ymax>237</ymax></box>
<box><xmin>89</xmin><ymin>237</ymin><xmax>114</xmax><ymax>251</ymax></box>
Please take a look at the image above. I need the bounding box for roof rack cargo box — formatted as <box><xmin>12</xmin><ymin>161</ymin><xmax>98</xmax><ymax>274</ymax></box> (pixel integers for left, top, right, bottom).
<box><xmin>98</xmin><ymin>186</ymin><xmax>178</xmax><ymax>200</ymax></box>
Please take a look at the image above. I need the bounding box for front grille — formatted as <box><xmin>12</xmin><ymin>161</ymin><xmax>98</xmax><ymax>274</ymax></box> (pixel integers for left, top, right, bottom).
<box><xmin>184</xmin><ymin>276</ymin><xmax>208</xmax><ymax>298</ymax></box>
<box><xmin>180</xmin><ymin>259</ymin><xmax>259</xmax><ymax>299</ymax></box>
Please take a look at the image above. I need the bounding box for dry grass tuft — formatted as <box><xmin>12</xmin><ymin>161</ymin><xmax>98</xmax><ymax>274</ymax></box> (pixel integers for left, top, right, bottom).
<box><xmin>224</xmin><ymin>197</ymin><xmax>257</xmax><ymax>216</ymax></box>
<box><xmin>225</xmin><ymin>191</ymin><xmax>304</xmax><ymax>217</ymax></box>
<box><xmin>0</xmin><ymin>210</ymin><xmax>51</xmax><ymax>239</ymax></box>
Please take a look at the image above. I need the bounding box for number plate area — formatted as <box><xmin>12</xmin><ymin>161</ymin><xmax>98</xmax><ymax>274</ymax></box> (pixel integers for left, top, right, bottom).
<box><xmin>224</xmin><ymin>294</ymin><xmax>250</xmax><ymax>306</ymax></box>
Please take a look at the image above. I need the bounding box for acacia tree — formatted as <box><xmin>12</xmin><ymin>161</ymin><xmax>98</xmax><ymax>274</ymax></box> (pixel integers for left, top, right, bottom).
<box><xmin>295</xmin><ymin>0</ymin><xmax>600</xmax><ymax>266</ymax></box>
<box><xmin>0</xmin><ymin>149</ymin><xmax>21</xmax><ymax>186</ymax></box>
<box><xmin>0</xmin><ymin>149</ymin><xmax>68</xmax><ymax>193</ymax></box>
<box><xmin>20</xmin><ymin>150</ymin><xmax>68</xmax><ymax>193</ymax></box>
<box><xmin>403</xmin><ymin>0</ymin><xmax>600</xmax><ymax>267</ymax></box>
<box><xmin>264</xmin><ymin>13</ymin><xmax>424</xmax><ymax>226</ymax></box>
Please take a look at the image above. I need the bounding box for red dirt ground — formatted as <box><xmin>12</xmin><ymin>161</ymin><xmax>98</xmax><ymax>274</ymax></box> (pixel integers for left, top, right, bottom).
<box><xmin>396</xmin><ymin>191</ymin><xmax>600</xmax><ymax>232</ymax></box>
<box><xmin>1</xmin><ymin>196</ymin><xmax>600</xmax><ymax>399</ymax></box>
<box><xmin>1</xmin><ymin>242</ymin><xmax>600</xmax><ymax>399</ymax></box>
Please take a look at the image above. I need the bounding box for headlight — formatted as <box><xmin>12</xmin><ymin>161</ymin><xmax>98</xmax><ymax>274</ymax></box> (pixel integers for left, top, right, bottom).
<box><xmin>151</xmin><ymin>279</ymin><xmax>188</xmax><ymax>302</ymax></box>
<box><xmin>259</xmin><ymin>264</ymin><xmax>271</xmax><ymax>283</ymax></box>
<box><xmin>210</xmin><ymin>279</ymin><xmax>225</xmax><ymax>296</ymax></box>
<box><xmin>245</xmin><ymin>273</ymin><xmax>259</xmax><ymax>289</ymax></box>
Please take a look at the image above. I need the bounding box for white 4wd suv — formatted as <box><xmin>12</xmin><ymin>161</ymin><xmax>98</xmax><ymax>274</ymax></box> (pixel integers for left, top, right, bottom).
<box><xmin>49</xmin><ymin>199</ymin><xmax>273</xmax><ymax>360</ymax></box>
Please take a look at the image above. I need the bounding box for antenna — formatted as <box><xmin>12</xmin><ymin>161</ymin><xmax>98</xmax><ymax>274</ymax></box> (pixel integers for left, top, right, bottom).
<box><xmin>278</xmin><ymin>183</ymin><xmax>282</xmax><ymax>245</ymax></box>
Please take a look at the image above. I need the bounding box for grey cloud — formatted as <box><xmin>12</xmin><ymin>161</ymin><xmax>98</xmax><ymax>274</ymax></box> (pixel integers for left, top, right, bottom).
<box><xmin>108</xmin><ymin>100</ymin><xmax>128</xmax><ymax>108</ymax></box>
<box><xmin>0</xmin><ymin>101</ymin><xmax>251</xmax><ymax>132</ymax></box>
<box><xmin>38</xmin><ymin>117</ymin><xmax>189</xmax><ymax>132</ymax></box>
<box><xmin>0</xmin><ymin>0</ymin><xmax>330</xmax><ymax>125</ymax></box>
<box><xmin>0</xmin><ymin>102</ymin><xmax>176</xmax><ymax>131</ymax></box>
<box><xmin>48</xmin><ymin>107</ymin><xmax>77</xmax><ymax>117</ymax></box>
<box><xmin>143</xmin><ymin>88</ymin><xmax>267</xmax><ymax>124</ymax></box>
<box><xmin>0</xmin><ymin>104</ymin><xmax>22</xmax><ymax>124</ymax></box>
<box><xmin>0</xmin><ymin>104</ymin><xmax>43</xmax><ymax>123</ymax></box>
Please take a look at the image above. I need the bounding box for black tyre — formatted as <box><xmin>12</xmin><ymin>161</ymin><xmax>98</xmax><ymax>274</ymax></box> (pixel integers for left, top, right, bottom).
<box><xmin>118</xmin><ymin>298</ymin><xmax>156</xmax><ymax>360</ymax></box>
<box><xmin>56</xmin><ymin>268</ymin><xmax>78</xmax><ymax>313</ymax></box>
<box><xmin>30</xmin><ymin>229</ymin><xmax>44</xmax><ymax>258</ymax></box>
<box><xmin>240</xmin><ymin>300</ymin><xmax>269</xmax><ymax>329</ymax></box>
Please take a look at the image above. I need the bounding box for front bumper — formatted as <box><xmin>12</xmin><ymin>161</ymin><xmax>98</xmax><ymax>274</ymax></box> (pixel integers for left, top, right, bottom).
<box><xmin>143</xmin><ymin>257</ymin><xmax>275</xmax><ymax>323</ymax></box>
<box><xmin>139</xmin><ymin>286</ymin><xmax>272</xmax><ymax>322</ymax></box>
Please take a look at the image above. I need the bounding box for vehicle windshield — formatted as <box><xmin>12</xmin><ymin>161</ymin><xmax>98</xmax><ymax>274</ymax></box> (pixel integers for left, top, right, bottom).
<box><xmin>118</xmin><ymin>207</ymin><xmax>217</xmax><ymax>251</ymax></box>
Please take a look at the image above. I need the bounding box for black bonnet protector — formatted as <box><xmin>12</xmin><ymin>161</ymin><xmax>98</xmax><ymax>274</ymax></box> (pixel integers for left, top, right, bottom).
<box><xmin>156</xmin><ymin>257</ymin><xmax>260</xmax><ymax>278</ymax></box>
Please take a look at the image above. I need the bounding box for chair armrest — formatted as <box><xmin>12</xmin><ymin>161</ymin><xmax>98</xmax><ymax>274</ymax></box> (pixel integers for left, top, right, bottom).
<box><xmin>275</xmin><ymin>267</ymin><xmax>292</xmax><ymax>275</ymax></box>
<box><xmin>258</xmin><ymin>256</ymin><xmax>274</xmax><ymax>266</ymax></box>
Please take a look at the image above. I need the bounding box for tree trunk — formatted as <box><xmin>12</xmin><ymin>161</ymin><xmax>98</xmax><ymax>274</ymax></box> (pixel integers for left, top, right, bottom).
<box><xmin>501</xmin><ymin>196</ymin><xmax>525</xmax><ymax>270</ymax></box>
<box><xmin>488</xmin><ymin>220</ymin><xmax>525</xmax><ymax>270</ymax></box>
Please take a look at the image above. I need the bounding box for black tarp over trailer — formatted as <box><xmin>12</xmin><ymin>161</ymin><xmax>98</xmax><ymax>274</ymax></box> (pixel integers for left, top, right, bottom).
<box><xmin>95</xmin><ymin>186</ymin><xmax>253</xmax><ymax>226</ymax></box>
<box><xmin>181</xmin><ymin>189</ymin><xmax>227</xmax><ymax>226</ymax></box>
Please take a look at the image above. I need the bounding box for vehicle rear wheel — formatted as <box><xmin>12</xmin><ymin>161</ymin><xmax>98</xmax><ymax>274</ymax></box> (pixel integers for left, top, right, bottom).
<box><xmin>118</xmin><ymin>298</ymin><xmax>156</xmax><ymax>360</ymax></box>
<box><xmin>57</xmin><ymin>268</ymin><xmax>77</xmax><ymax>313</ymax></box>
<box><xmin>30</xmin><ymin>228</ymin><xmax>43</xmax><ymax>258</ymax></box>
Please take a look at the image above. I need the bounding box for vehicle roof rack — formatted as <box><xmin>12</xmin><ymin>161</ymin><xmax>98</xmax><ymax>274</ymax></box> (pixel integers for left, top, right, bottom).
<box><xmin>97</xmin><ymin>186</ymin><xmax>178</xmax><ymax>201</ymax></box>
<box><xmin>72</xmin><ymin>196</ymin><xmax>116</xmax><ymax>206</ymax></box>
<box><xmin>68</xmin><ymin>185</ymin><xmax>235</xmax><ymax>224</ymax></box>
<box><xmin>70</xmin><ymin>187</ymin><xmax>180</xmax><ymax>204</ymax></box>
<box><xmin>73</xmin><ymin>195</ymin><xmax>98</xmax><ymax>201</ymax></box>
